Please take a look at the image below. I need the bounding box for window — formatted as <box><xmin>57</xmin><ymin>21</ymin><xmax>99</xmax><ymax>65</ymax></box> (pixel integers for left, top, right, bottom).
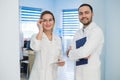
<box><xmin>62</xmin><ymin>9</ymin><xmax>82</xmax><ymax>37</ymax></box>
<box><xmin>20</xmin><ymin>6</ymin><xmax>42</xmax><ymax>39</ymax></box>
<box><xmin>62</xmin><ymin>9</ymin><xmax>82</xmax><ymax>53</ymax></box>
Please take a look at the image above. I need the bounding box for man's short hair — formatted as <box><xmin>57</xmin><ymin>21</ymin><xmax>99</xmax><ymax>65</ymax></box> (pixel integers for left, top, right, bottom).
<box><xmin>78</xmin><ymin>3</ymin><xmax>93</xmax><ymax>12</ymax></box>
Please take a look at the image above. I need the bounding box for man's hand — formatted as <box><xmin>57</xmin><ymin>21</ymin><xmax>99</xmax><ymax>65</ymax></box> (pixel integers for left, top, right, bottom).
<box><xmin>66</xmin><ymin>46</ymin><xmax>72</xmax><ymax>57</ymax></box>
<box><xmin>84</xmin><ymin>54</ymin><xmax>91</xmax><ymax>59</ymax></box>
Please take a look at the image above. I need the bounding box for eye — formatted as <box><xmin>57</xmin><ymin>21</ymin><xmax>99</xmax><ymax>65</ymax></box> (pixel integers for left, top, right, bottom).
<box><xmin>79</xmin><ymin>12</ymin><xmax>83</xmax><ymax>15</ymax></box>
<box><xmin>49</xmin><ymin>19</ymin><xmax>53</xmax><ymax>22</ymax></box>
<box><xmin>85</xmin><ymin>11</ymin><xmax>89</xmax><ymax>14</ymax></box>
<box><xmin>43</xmin><ymin>19</ymin><xmax>47</xmax><ymax>22</ymax></box>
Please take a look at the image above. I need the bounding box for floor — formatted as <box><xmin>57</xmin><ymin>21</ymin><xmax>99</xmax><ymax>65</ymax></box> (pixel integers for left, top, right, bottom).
<box><xmin>21</xmin><ymin>56</ymin><xmax>74</xmax><ymax>80</ymax></box>
<box><xmin>21</xmin><ymin>73</ymin><xmax>28</xmax><ymax>80</ymax></box>
<box><xmin>57</xmin><ymin>56</ymin><xmax>74</xmax><ymax>80</ymax></box>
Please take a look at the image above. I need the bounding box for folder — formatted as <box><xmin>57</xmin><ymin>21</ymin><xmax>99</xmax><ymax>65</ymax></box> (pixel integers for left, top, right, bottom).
<box><xmin>76</xmin><ymin>58</ymin><xmax>88</xmax><ymax>66</ymax></box>
<box><xmin>75</xmin><ymin>37</ymin><xmax>88</xmax><ymax>66</ymax></box>
<box><xmin>76</xmin><ymin>37</ymin><xmax>86</xmax><ymax>49</ymax></box>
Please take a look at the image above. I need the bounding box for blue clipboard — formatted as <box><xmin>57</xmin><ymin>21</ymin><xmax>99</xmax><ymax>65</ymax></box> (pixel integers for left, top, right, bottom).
<box><xmin>76</xmin><ymin>58</ymin><xmax>88</xmax><ymax>66</ymax></box>
<box><xmin>76</xmin><ymin>37</ymin><xmax>86</xmax><ymax>49</ymax></box>
<box><xmin>75</xmin><ymin>37</ymin><xmax>88</xmax><ymax>66</ymax></box>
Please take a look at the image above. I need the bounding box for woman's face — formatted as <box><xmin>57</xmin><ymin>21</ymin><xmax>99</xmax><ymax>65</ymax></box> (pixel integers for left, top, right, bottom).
<box><xmin>42</xmin><ymin>14</ymin><xmax>55</xmax><ymax>31</ymax></box>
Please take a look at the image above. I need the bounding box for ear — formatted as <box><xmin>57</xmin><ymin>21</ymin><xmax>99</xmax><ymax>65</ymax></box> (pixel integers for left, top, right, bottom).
<box><xmin>92</xmin><ymin>12</ymin><xmax>94</xmax><ymax>16</ymax></box>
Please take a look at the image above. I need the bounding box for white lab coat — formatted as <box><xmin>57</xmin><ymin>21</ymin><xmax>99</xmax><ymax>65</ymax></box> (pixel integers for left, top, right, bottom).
<box><xmin>69</xmin><ymin>22</ymin><xmax>104</xmax><ymax>80</ymax></box>
<box><xmin>29</xmin><ymin>33</ymin><xmax>62</xmax><ymax>80</ymax></box>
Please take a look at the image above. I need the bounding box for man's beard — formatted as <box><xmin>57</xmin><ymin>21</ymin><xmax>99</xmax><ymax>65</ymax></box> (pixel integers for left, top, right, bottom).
<box><xmin>80</xmin><ymin>17</ymin><xmax>92</xmax><ymax>26</ymax></box>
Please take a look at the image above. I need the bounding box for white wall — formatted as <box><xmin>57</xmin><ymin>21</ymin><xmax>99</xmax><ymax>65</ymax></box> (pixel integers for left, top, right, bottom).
<box><xmin>0</xmin><ymin>0</ymin><xmax>20</xmax><ymax>80</ymax></box>
<box><xmin>105</xmin><ymin>0</ymin><xmax>120</xmax><ymax>80</ymax></box>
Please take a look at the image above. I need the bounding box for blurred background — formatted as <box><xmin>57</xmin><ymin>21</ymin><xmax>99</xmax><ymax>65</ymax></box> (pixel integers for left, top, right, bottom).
<box><xmin>0</xmin><ymin>0</ymin><xmax>120</xmax><ymax>80</ymax></box>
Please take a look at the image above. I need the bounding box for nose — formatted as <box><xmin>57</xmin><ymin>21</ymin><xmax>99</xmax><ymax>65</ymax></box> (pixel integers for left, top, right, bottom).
<box><xmin>82</xmin><ymin>13</ymin><xmax>86</xmax><ymax>17</ymax></box>
<box><xmin>46</xmin><ymin>20</ymin><xmax>51</xmax><ymax>24</ymax></box>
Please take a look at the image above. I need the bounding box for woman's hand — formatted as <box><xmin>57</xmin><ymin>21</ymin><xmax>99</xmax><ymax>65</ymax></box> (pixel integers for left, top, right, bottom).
<box><xmin>37</xmin><ymin>19</ymin><xmax>43</xmax><ymax>33</ymax></box>
<box><xmin>36</xmin><ymin>19</ymin><xmax>43</xmax><ymax>40</ymax></box>
<box><xmin>57</xmin><ymin>60</ymin><xmax>65</xmax><ymax>67</ymax></box>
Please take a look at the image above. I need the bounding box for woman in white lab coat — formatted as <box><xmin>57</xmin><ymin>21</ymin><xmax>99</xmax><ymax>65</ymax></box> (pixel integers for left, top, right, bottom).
<box><xmin>29</xmin><ymin>10</ymin><xmax>65</xmax><ymax>80</ymax></box>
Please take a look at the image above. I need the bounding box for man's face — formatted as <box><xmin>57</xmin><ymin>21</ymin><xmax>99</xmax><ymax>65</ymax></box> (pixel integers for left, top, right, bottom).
<box><xmin>78</xmin><ymin>6</ymin><xmax>93</xmax><ymax>26</ymax></box>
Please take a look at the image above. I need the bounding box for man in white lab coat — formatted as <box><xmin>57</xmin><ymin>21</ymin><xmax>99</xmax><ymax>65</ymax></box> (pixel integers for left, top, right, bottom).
<box><xmin>67</xmin><ymin>3</ymin><xmax>104</xmax><ymax>80</ymax></box>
